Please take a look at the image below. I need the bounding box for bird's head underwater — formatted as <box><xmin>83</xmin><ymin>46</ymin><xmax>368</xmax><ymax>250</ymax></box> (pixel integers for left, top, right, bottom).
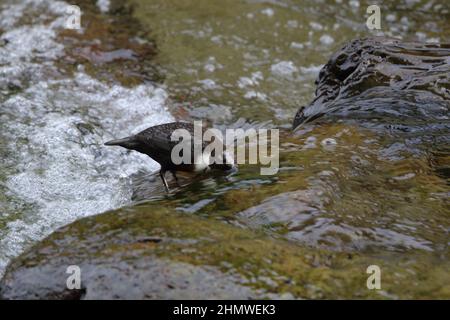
<box><xmin>104</xmin><ymin>122</ymin><xmax>235</xmax><ymax>192</ymax></box>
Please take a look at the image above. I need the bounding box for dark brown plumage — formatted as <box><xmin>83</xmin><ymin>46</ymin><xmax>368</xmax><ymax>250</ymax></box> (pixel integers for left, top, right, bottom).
<box><xmin>104</xmin><ymin>122</ymin><xmax>233</xmax><ymax>192</ymax></box>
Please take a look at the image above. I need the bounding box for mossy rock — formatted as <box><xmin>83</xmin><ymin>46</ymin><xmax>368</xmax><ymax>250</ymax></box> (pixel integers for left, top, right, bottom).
<box><xmin>1</xmin><ymin>204</ymin><xmax>448</xmax><ymax>299</ymax></box>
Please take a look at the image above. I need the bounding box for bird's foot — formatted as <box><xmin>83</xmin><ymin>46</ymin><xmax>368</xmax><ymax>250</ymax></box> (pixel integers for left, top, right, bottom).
<box><xmin>159</xmin><ymin>170</ymin><xmax>170</xmax><ymax>193</ymax></box>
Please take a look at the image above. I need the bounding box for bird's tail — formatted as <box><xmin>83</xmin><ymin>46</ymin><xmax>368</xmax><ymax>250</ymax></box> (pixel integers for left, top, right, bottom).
<box><xmin>104</xmin><ymin>136</ymin><xmax>137</xmax><ymax>149</ymax></box>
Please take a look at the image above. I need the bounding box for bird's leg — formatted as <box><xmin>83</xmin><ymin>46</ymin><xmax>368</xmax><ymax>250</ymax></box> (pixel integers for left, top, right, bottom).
<box><xmin>171</xmin><ymin>170</ymin><xmax>181</xmax><ymax>187</ymax></box>
<box><xmin>159</xmin><ymin>170</ymin><xmax>170</xmax><ymax>193</ymax></box>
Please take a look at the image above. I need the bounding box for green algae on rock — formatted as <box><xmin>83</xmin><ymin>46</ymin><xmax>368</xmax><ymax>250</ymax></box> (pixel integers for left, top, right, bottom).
<box><xmin>1</xmin><ymin>205</ymin><xmax>449</xmax><ymax>299</ymax></box>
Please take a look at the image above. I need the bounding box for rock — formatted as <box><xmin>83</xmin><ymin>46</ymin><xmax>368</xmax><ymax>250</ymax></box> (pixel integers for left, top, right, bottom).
<box><xmin>1</xmin><ymin>204</ymin><xmax>449</xmax><ymax>299</ymax></box>
<box><xmin>292</xmin><ymin>37</ymin><xmax>450</xmax><ymax>181</ymax></box>
<box><xmin>0</xmin><ymin>258</ymin><xmax>258</xmax><ymax>300</ymax></box>
<box><xmin>0</xmin><ymin>208</ymin><xmax>274</xmax><ymax>299</ymax></box>
<box><xmin>0</xmin><ymin>206</ymin><xmax>308</xmax><ymax>300</ymax></box>
<box><xmin>293</xmin><ymin>37</ymin><xmax>450</xmax><ymax>131</ymax></box>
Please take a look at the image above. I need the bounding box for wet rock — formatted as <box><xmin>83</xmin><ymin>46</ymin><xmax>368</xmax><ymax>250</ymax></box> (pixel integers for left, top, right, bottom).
<box><xmin>2</xmin><ymin>205</ymin><xmax>449</xmax><ymax>299</ymax></box>
<box><xmin>293</xmin><ymin>37</ymin><xmax>450</xmax><ymax>181</ymax></box>
<box><xmin>0</xmin><ymin>258</ymin><xmax>259</xmax><ymax>300</ymax></box>
<box><xmin>237</xmin><ymin>187</ymin><xmax>327</xmax><ymax>237</ymax></box>
<box><xmin>0</xmin><ymin>207</ymin><xmax>294</xmax><ymax>299</ymax></box>
<box><xmin>293</xmin><ymin>37</ymin><xmax>450</xmax><ymax>132</ymax></box>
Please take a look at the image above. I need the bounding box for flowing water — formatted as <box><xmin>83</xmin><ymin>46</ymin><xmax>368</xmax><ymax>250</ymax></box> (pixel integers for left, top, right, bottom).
<box><xmin>0</xmin><ymin>0</ymin><xmax>174</xmax><ymax>275</ymax></box>
<box><xmin>0</xmin><ymin>0</ymin><xmax>449</xmax><ymax>296</ymax></box>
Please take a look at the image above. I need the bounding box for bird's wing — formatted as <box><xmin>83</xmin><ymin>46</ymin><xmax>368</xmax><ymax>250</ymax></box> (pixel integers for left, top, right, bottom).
<box><xmin>137</xmin><ymin>130</ymin><xmax>176</xmax><ymax>153</ymax></box>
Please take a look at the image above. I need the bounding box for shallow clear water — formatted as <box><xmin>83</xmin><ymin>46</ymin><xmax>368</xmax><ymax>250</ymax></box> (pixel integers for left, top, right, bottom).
<box><xmin>130</xmin><ymin>0</ymin><xmax>450</xmax><ymax>126</ymax></box>
<box><xmin>0</xmin><ymin>0</ymin><xmax>449</xmax><ymax>294</ymax></box>
<box><xmin>126</xmin><ymin>0</ymin><xmax>449</xmax><ymax>255</ymax></box>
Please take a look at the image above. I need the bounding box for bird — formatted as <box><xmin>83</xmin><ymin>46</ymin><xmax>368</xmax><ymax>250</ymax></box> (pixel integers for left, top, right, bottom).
<box><xmin>104</xmin><ymin>122</ymin><xmax>234</xmax><ymax>192</ymax></box>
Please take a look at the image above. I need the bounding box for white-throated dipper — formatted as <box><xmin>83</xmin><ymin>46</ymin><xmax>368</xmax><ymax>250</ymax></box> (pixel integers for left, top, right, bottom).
<box><xmin>104</xmin><ymin>122</ymin><xmax>234</xmax><ymax>192</ymax></box>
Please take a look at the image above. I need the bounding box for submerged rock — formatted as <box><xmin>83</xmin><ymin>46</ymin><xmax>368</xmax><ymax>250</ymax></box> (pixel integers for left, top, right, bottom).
<box><xmin>293</xmin><ymin>37</ymin><xmax>450</xmax><ymax>132</ymax></box>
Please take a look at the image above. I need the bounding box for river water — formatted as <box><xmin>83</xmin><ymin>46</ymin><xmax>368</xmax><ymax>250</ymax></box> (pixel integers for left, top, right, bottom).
<box><xmin>0</xmin><ymin>0</ymin><xmax>449</xmax><ymax>292</ymax></box>
<box><xmin>0</xmin><ymin>0</ymin><xmax>175</xmax><ymax>275</ymax></box>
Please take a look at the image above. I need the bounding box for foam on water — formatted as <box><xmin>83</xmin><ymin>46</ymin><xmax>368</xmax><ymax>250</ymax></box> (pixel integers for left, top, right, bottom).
<box><xmin>270</xmin><ymin>61</ymin><xmax>298</xmax><ymax>78</ymax></box>
<box><xmin>0</xmin><ymin>0</ymin><xmax>173</xmax><ymax>276</ymax></box>
<box><xmin>0</xmin><ymin>1</ymin><xmax>68</xmax><ymax>92</ymax></box>
<box><xmin>96</xmin><ymin>0</ymin><xmax>111</xmax><ymax>13</ymax></box>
